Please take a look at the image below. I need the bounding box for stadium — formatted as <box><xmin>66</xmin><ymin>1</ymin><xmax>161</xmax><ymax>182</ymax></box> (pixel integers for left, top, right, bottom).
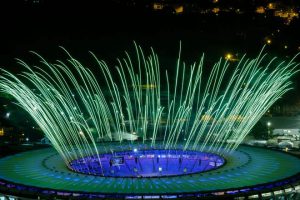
<box><xmin>0</xmin><ymin>143</ymin><xmax>300</xmax><ymax>199</ymax></box>
<box><xmin>0</xmin><ymin>44</ymin><xmax>300</xmax><ymax>199</ymax></box>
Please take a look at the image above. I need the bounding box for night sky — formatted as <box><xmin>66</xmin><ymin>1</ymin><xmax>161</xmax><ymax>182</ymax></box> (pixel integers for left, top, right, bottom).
<box><xmin>0</xmin><ymin>0</ymin><xmax>300</xmax><ymax>99</ymax></box>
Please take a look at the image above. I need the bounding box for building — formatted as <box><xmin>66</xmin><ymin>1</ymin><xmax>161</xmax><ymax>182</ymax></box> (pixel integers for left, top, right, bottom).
<box><xmin>260</xmin><ymin>117</ymin><xmax>300</xmax><ymax>149</ymax></box>
<box><xmin>261</xmin><ymin>117</ymin><xmax>300</xmax><ymax>136</ymax></box>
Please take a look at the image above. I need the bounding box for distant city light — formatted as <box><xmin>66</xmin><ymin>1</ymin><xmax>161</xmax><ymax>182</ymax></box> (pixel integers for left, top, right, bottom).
<box><xmin>212</xmin><ymin>7</ymin><xmax>220</xmax><ymax>14</ymax></box>
<box><xmin>267</xmin><ymin>122</ymin><xmax>271</xmax><ymax>127</ymax></box>
<box><xmin>153</xmin><ymin>3</ymin><xmax>163</xmax><ymax>10</ymax></box>
<box><xmin>133</xmin><ymin>148</ymin><xmax>138</xmax><ymax>153</ymax></box>
<box><xmin>225</xmin><ymin>53</ymin><xmax>232</xmax><ymax>60</ymax></box>
<box><xmin>225</xmin><ymin>53</ymin><xmax>238</xmax><ymax>61</ymax></box>
<box><xmin>26</xmin><ymin>138</ymin><xmax>29</xmax><ymax>142</ymax></box>
<box><xmin>175</xmin><ymin>6</ymin><xmax>184</xmax><ymax>14</ymax></box>
<box><xmin>0</xmin><ymin>128</ymin><xmax>4</xmax><ymax>136</ymax></box>
<box><xmin>158</xmin><ymin>167</ymin><xmax>162</xmax><ymax>172</ymax></box>
<box><xmin>268</xmin><ymin>3</ymin><xmax>275</xmax><ymax>10</ymax></box>
<box><xmin>266</xmin><ymin>39</ymin><xmax>272</xmax><ymax>45</ymax></box>
<box><xmin>256</xmin><ymin>6</ymin><xmax>265</xmax><ymax>14</ymax></box>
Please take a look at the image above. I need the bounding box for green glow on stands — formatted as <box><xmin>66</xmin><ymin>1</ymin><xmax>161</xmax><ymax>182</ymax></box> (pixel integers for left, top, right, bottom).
<box><xmin>0</xmin><ymin>44</ymin><xmax>298</xmax><ymax>176</ymax></box>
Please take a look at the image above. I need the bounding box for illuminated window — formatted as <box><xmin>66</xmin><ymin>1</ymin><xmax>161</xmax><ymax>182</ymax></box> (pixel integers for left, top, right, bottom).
<box><xmin>256</xmin><ymin>6</ymin><xmax>265</xmax><ymax>14</ymax></box>
<box><xmin>153</xmin><ymin>3</ymin><xmax>163</xmax><ymax>10</ymax></box>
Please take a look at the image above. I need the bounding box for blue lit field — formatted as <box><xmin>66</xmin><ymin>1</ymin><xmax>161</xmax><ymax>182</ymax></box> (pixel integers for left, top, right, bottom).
<box><xmin>0</xmin><ymin>144</ymin><xmax>299</xmax><ymax>199</ymax></box>
<box><xmin>69</xmin><ymin>149</ymin><xmax>225</xmax><ymax>177</ymax></box>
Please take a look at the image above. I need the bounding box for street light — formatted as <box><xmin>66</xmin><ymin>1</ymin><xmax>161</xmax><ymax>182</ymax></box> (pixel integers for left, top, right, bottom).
<box><xmin>267</xmin><ymin>122</ymin><xmax>271</xmax><ymax>138</ymax></box>
<box><xmin>5</xmin><ymin>112</ymin><xmax>10</xmax><ymax>118</ymax></box>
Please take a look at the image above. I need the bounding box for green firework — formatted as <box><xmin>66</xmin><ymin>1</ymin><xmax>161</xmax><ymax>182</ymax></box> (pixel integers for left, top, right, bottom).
<box><xmin>0</xmin><ymin>44</ymin><xmax>298</xmax><ymax>172</ymax></box>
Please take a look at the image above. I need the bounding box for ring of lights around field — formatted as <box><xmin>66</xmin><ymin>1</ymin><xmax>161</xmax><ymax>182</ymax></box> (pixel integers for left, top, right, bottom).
<box><xmin>0</xmin><ymin>145</ymin><xmax>300</xmax><ymax>199</ymax></box>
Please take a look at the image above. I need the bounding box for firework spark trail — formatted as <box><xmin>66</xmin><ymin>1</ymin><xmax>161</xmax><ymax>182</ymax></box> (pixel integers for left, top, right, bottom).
<box><xmin>0</xmin><ymin>44</ymin><xmax>298</xmax><ymax>174</ymax></box>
